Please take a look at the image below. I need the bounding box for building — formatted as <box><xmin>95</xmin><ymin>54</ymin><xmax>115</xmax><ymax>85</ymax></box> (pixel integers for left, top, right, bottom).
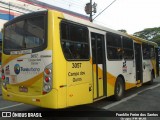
<box><xmin>0</xmin><ymin>0</ymin><xmax>88</xmax><ymax>31</ymax></box>
<box><xmin>0</xmin><ymin>0</ymin><xmax>88</xmax><ymax>65</ymax></box>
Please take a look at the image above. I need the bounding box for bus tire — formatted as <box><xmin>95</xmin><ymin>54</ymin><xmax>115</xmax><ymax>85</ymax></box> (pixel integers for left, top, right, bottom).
<box><xmin>148</xmin><ymin>72</ymin><xmax>154</xmax><ymax>85</ymax></box>
<box><xmin>114</xmin><ymin>77</ymin><xmax>124</xmax><ymax>101</ymax></box>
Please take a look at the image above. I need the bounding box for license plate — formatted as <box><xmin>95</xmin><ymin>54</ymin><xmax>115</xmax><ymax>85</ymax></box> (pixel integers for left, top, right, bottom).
<box><xmin>19</xmin><ymin>86</ymin><xmax>28</xmax><ymax>92</ymax></box>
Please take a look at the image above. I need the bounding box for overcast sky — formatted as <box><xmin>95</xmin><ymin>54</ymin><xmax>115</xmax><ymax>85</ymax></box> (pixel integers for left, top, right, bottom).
<box><xmin>38</xmin><ymin>0</ymin><xmax>160</xmax><ymax>34</ymax></box>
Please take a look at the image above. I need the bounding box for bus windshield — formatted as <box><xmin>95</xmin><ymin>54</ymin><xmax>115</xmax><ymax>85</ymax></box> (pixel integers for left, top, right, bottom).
<box><xmin>4</xmin><ymin>15</ymin><xmax>46</xmax><ymax>54</ymax></box>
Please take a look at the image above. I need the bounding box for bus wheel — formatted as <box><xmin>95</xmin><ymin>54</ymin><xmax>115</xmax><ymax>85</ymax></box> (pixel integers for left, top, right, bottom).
<box><xmin>114</xmin><ymin>77</ymin><xmax>124</xmax><ymax>101</ymax></box>
<box><xmin>148</xmin><ymin>72</ymin><xmax>154</xmax><ymax>85</ymax></box>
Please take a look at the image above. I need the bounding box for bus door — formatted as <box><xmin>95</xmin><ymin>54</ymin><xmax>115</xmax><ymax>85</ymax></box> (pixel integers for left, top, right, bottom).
<box><xmin>134</xmin><ymin>43</ymin><xmax>143</xmax><ymax>84</ymax></box>
<box><xmin>155</xmin><ymin>48</ymin><xmax>159</xmax><ymax>76</ymax></box>
<box><xmin>91</xmin><ymin>32</ymin><xmax>107</xmax><ymax>99</ymax></box>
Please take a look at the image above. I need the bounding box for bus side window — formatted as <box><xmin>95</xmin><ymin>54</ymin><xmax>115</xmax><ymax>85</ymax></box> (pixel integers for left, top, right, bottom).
<box><xmin>122</xmin><ymin>37</ymin><xmax>134</xmax><ymax>60</ymax></box>
<box><xmin>60</xmin><ymin>21</ymin><xmax>89</xmax><ymax>60</ymax></box>
<box><xmin>142</xmin><ymin>43</ymin><xmax>153</xmax><ymax>59</ymax></box>
<box><xmin>150</xmin><ymin>47</ymin><xmax>155</xmax><ymax>59</ymax></box>
<box><xmin>62</xmin><ymin>42</ymin><xmax>72</xmax><ymax>59</ymax></box>
<box><xmin>106</xmin><ymin>32</ymin><xmax>122</xmax><ymax>60</ymax></box>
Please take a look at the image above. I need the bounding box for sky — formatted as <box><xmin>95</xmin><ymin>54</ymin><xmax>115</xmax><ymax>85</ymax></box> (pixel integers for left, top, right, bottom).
<box><xmin>38</xmin><ymin>0</ymin><xmax>160</xmax><ymax>34</ymax></box>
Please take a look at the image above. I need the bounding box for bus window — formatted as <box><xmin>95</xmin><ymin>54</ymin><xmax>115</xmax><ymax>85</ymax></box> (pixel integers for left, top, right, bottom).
<box><xmin>142</xmin><ymin>43</ymin><xmax>149</xmax><ymax>59</ymax></box>
<box><xmin>122</xmin><ymin>37</ymin><xmax>134</xmax><ymax>60</ymax></box>
<box><xmin>61</xmin><ymin>23</ymin><xmax>68</xmax><ymax>40</ymax></box>
<box><xmin>4</xmin><ymin>15</ymin><xmax>47</xmax><ymax>54</ymax></box>
<box><xmin>106</xmin><ymin>32</ymin><xmax>122</xmax><ymax>60</ymax></box>
<box><xmin>60</xmin><ymin>22</ymin><xmax>89</xmax><ymax>60</ymax></box>
<box><xmin>150</xmin><ymin>46</ymin><xmax>155</xmax><ymax>59</ymax></box>
<box><xmin>142</xmin><ymin>43</ymin><xmax>154</xmax><ymax>59</ymax></box>
<box><xmin>91</xmin><ymin>33</ymin><xmax>104</xmax><ymax>64</ymax></box>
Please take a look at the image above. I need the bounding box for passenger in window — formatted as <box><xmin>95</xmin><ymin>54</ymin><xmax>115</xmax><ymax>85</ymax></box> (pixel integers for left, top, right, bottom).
<box><xmin>73</xmin><ymin>49</ymin><xmax>81</xmax><ymax>59</ymax></box>
<box><xmin>63</xmin><ymin>43</ymin><xmax>71</xmax><ymax>59</ymax></box>
<box><xmin>81</xmin><ymin>45</ymin><xmax>88</xmax><ymax>59</ymax></box>
<box><xmin>117</xmin><ymin>48</ymin><xmax>122</xmax><ymax>59</ymax></box>
<box><xmin>69</xmin><ymin>45</ymin><xmax>78</xmax><ymax>59</ymax></box>
<box><xmin>117</xmin><ymin>48</ymin><xmax>121</xmax><ymax>52</ymax></box>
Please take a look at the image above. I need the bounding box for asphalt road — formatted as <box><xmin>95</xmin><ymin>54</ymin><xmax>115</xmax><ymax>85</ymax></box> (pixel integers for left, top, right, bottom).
<box><xmin>0</xmin><ymin>77</ymin><xmax>160</xmax><ymax>120</ymax></box>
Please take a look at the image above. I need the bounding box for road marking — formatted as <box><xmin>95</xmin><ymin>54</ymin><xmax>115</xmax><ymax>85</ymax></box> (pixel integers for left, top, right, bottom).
<box><xmin>103</xmin><ymin>83</ymin><xmax>160</xmax><ymax>110</ymax></box>
<box><xmin>147</xmin><ymin>83</ymin><xmax>160</xmax><ymax>90</ymax></box>
<box><xmin>0</xmin><ymin>103</ymin><xmax>24</xmax><ymax>110</ymax></box>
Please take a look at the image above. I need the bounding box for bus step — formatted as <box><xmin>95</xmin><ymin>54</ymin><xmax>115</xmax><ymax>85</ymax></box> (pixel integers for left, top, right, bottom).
<box><xmin>136</xmin><ymin>80</ymin><xmax>142</xmax><ymax>87</ymax></box>
<box><xmin>136</xmin><ymin>83</ymin><xmax>142</xmax><ymax>87</ymax></box>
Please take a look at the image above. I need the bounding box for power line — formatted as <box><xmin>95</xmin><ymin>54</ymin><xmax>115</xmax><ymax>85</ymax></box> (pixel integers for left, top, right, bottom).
<box><xmin>93</xmin><ymin>0</ymin><xmax>118</xmax><ymax>21</ymax></box>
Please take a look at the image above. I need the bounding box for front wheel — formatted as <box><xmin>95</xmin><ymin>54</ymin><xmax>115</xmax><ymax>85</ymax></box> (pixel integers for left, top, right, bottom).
<box><xmin>114</xmin><ymin>77</ymin><xmax>125</xmax><ymax>101</ymax></box>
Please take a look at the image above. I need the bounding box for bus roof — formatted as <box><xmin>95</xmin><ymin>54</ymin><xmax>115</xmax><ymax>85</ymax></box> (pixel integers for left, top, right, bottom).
<box><xmin>5</xmin><ymin>9</ymin><xmax>158</xmax><ymax>47</ymax></box>
<box><xmin>57</xmin><ymin>10</ymin><xmax>158</xmax><ymax>47</ymax></box>
<box><xmin>128</xmin><ymin>34</ymin><xmax>158</xmax><ymax>47</ymax></box>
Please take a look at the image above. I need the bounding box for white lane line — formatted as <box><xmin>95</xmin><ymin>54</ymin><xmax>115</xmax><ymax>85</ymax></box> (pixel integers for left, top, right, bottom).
<box><xmin>103</xmin><ymin>94</ymin><xmax>138</xmax><ymax>110</ymax></box>
<box><xmin>0</xmin><ymin>103</ymin><xmax>24</xmax><ymax>110</ymax></box>
<box><xmin>103</xmin><ymin>83</ymin><xmax>160</xmax><ymax>110</ymax></box>
<box><xmin>147</xmin><ymin>83</ymin><xmax>160</xmax><ymax>90</ymax></box>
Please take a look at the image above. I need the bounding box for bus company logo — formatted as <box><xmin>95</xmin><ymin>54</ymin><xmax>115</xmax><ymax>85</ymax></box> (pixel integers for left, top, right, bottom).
<box><xmin>14</xmin><ymin>64</ymin><xmax>40</xmax><ymax>74</ymax></box>
<box><xmin>14</xmin><ymin>64</ymin><xmax>20</xmax><ymax>75</ymax></box>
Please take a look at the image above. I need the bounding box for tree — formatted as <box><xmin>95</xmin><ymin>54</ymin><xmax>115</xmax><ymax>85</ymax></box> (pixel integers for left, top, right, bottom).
<box><xmin>133</xmin><ymin>27</ymin><xmax>160</xmax><ymax>46</ymax></box>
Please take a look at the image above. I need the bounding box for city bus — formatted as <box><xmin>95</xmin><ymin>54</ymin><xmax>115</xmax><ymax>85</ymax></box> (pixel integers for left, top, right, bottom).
<box><xmin>1</xmin><ymin>10</ymin><xmax>159</xmax><ymax>109</ymax></box>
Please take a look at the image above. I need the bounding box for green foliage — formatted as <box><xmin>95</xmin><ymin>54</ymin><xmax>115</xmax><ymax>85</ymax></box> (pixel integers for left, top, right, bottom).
<box><xmin>133</xmin><ymin>27</ymin><xmax>160</xmax><ymax>46</ymax></box>
<box><xmin>152</xmin><ymin>35</ymin><xmax>160</xmax><ymax>45</ymax></box>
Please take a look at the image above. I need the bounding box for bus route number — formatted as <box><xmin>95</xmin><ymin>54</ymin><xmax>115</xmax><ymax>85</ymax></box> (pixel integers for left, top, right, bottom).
<box><xmin>72</xmin><ymin>63</ymin><xmax>81</xmax><ymax>68</ymax></box>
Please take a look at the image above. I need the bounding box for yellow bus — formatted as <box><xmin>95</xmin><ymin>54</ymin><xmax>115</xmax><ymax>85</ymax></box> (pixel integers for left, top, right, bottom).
<box><xmin>1</xmin><ymin>10</ymin><xmax>159</xmax><ymax>109</ymax></box>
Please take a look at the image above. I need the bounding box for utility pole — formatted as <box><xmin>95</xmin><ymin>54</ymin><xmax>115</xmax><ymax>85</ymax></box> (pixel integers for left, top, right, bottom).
<box><xmin>9</xmin><ymin>2</ymin><xmax>10</xmax><ymax>20</ymax></box>
<box><xmin>85</xmin><ymin>1</ymin><xmax>97</xmax><ymax>22</ymax></box>
<box><xmin>90</xmin><ymin>0</ymin><xmax>92</xmax><ymax>22</ymax></box>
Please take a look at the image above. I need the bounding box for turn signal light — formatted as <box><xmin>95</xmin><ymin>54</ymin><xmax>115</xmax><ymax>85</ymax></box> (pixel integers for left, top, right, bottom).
<box><xmin>43</xmin><ymin>64</ymin><xmax>52</xmax><ymax>94</ymax></box>
<box><xmin>44</xmin><ymin>68</ymin><xmax>51</xmax><ymax>75</ymax></box>
<box><xmin>2</xmin><ymin>75</ymin><xmax>5</xmax><ymax>80</ymax></box>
